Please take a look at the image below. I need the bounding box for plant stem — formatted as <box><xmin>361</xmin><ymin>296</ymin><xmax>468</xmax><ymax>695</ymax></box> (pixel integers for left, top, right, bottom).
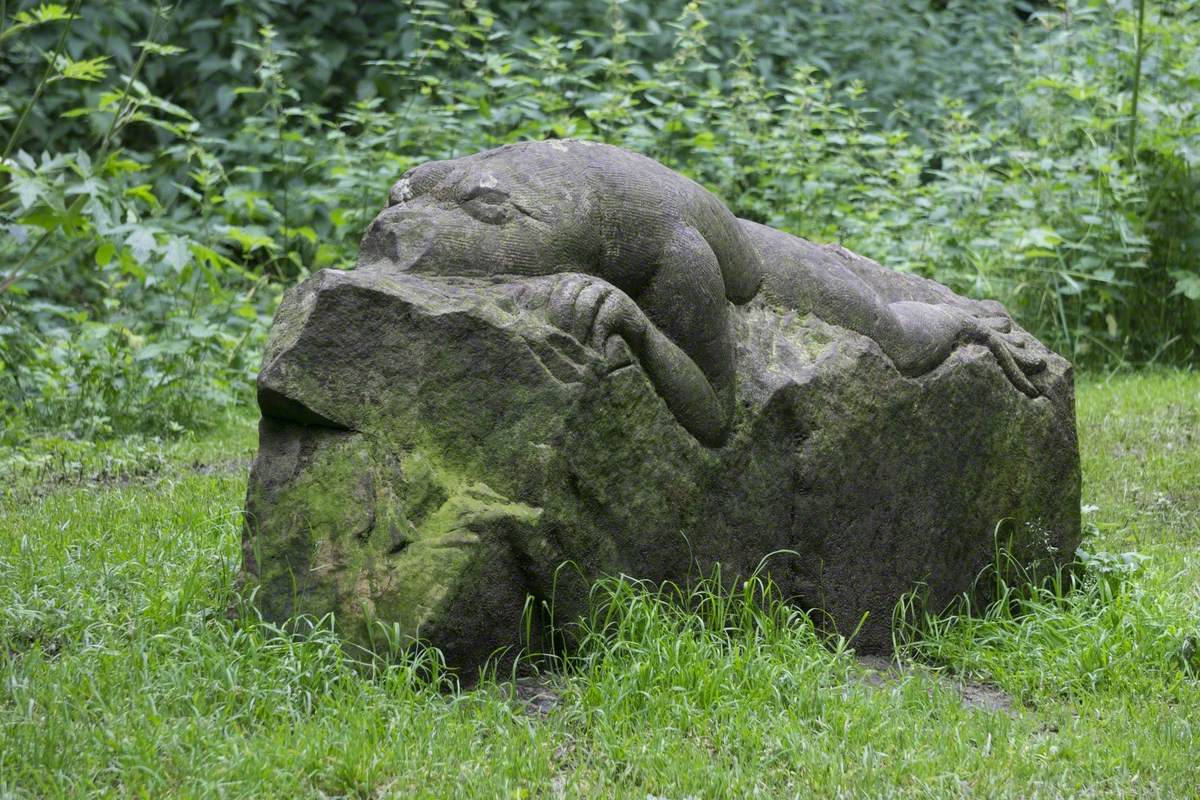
<box><xmin>0</xmin><ymin>226</ymin><xmax>52</xmax><ymax>293</ymax></box>
<box><xmin>97</xmin><ymin>1</ymin><xmax>166</xmax><ymax>160</ymax></box>
<box><xmin>1127</xmin><ymin>0</ymin><xmax>1146</xmax><ymax>165</ymax></box>
<box><xmin>2</xmin><ymin>0</ymin><xmax>83</xmax><ymax>161</ymax></box>
<box><xmin>278</xmin><ymin>105</ymin><xmax>288</xmax><ymax>273</ymax></box>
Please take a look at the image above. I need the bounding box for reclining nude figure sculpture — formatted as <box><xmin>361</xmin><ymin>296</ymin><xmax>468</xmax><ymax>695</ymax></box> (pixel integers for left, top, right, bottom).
<box><xmin>247</xmin><ymin>140</ymin><xmax>1079</xmax><ymax>670</ymax></box>
<box><xmin>343</xmin><ymin>140</ymin><xmax>1046</xmax><ymax>447</ymax></box>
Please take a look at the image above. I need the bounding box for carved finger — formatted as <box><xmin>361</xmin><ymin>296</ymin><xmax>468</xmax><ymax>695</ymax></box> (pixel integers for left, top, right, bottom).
<box><xmin>547</xmin><ymin>275</ymin><xmax>588</xmax><ymax>333</ymax></box>
<box><xmin>987</xmin><ymin>333</ymin><xmax>1040</xmax><ymax>397</ymax></box>
<box><xmin>572</xmin><ymin>282</ymin><xmax>609</xmax><ymax>344</ymax></box>
<box><xmin>586</xmin><ymin>288</ymin><xmax>620</xmax><ymax>350</ymax></box>
<box><xmin>1004</xmin><ymin>329</ymin><xmax>1040</xmax><ymax>348</ymax></box>
<box><xmin>976</xmin><ymin>299</ymin><xmax>1007</xmax><ymax>316</ymax></box>
<box><xmin>1011</xmin><ymin>345</ymin><xmax>1046</xmax><ymax>374</ymax></box>
<box><xmin>591</xmin><ymin>290</ymin><xmax>647</xmax><ymax>368</ymax></box>
<box><xmin>1000</xmin><ymin>329</ymin><xmax>1026</xmax><ymax>347</ymax></box>
<box><xmin>1001</xmin><ymin>332</ymin><xmax>1047</xmax><ymax>373</ymax></box>
<box><xmin>506</xmin><ymin>278</ymin><xmax>555</xmax><ymax>312</ymax></box>
<box><xmin>603</xmin><ymin>336</ymin><xmax>634</xmax><ymax>369</ymax></box>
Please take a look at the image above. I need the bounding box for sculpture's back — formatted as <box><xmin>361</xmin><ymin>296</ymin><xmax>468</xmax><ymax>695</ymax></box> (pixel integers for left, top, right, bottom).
<box><xmin>242</xmin><ymin>141</ymin><xmax>1080</xmax><ymax>671</ymax></box>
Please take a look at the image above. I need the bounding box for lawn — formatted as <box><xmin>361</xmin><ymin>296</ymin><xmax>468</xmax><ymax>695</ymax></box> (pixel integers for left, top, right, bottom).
<box><xmin>1</xmin><ymin>372</ymin><xmax>1197</xmax><ymax>798</ymax></box>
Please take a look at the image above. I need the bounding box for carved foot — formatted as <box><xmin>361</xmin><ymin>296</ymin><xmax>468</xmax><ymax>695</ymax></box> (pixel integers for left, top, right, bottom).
<box><xmin>964</xmin><ymin>307</ymin><xmax>1046</xmax><ymax>398</ymax></box>
<box><xmin>888</xmin><ymin>301</ymin><xmax>1047</xmax><ymax>399</ymax></box>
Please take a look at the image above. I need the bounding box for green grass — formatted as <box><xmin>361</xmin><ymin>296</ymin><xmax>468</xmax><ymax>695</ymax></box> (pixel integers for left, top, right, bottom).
<box><xmin>2</xmin><ymin>373</ymin><xmax>1198</xmax><ymax>798</ymax></box>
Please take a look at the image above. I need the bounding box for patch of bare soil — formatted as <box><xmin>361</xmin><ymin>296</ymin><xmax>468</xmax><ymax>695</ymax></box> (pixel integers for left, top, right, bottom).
<box><xmin>508</xmin><ymin>675</ymin><xmax>562</xmax><ymax>717</ymax></box>
<box><xmin>857</xmin><ymin>654</ymin><xmax>1015</xmax><ymax>715</ymax></box>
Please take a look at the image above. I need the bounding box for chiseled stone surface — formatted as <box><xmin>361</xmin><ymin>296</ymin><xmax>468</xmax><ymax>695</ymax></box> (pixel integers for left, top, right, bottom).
<box><xmin>242</xmin><ymin>141</ymin><xmax>1080</xmax><ymax>670</ymax></box>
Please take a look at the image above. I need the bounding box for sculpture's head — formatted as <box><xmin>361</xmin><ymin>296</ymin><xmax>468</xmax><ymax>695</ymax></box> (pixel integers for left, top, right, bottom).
<box><xmin>358</xmin><ymin>149</ymin><xmax>568</xmax><ymax>275</ymax></box>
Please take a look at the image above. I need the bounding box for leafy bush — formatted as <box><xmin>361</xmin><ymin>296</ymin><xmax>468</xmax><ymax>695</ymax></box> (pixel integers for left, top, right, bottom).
<box><xmin>2</xmin><ymin>0</ymin><xmax>1197</xmax><ymax>440</ymax></box>
<box><xmin>951</xmin><ymin>0</ymin><xmax>1200</xmax><ymax>364</ymax></box>
<box><xmin>1</xmin><ymin>4</ymin><xmax>276</xmax><ymax>440</ymax></box>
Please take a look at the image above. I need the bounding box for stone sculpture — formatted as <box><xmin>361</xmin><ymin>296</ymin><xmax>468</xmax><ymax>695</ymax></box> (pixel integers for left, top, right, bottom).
<box><xmin>243</xmin><ymin>140</ymin><xmax>1080</xmax><ymax>670</ymax></box>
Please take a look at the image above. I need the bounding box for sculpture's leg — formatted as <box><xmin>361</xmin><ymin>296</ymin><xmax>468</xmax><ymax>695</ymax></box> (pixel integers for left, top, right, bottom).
<box><xmin>771</xmin><ymin>253</ymin><xmax>1046</xmax><ymax>397</ymax></box>
<box><xmin>800</xmin><ymin>277</ymin><xmax>1046</xmax><ymax>398</ymax></box>
<box><xmin>746</xmin><ymin>220</ymin><xmax>1046</xmax><ymax>398</ymax></box>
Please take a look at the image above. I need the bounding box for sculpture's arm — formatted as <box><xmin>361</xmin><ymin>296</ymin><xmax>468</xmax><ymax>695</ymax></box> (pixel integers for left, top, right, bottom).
<box><xmin>543</xmin><ymin>273</ymin><xmax>731</xmax><ymax>448</ymax></box>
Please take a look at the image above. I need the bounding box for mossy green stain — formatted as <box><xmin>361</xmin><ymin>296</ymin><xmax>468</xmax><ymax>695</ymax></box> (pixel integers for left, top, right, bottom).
<box><xmin>250</xmin><ymin>418</ymin><xmax>547</xmax><ymax>654</ymax></box>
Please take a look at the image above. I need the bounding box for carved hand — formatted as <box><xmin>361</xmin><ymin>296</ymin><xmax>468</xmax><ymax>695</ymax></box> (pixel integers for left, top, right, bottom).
<box><xmin>533</xmin><ymin>273</ymin><xmax>730</xmax><ymax>446</ymax></box>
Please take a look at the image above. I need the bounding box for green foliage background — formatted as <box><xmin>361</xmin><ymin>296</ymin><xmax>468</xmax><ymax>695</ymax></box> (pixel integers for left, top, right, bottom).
<box><xmin>1</xmin><ymin>0</ymin><xmax>1197</xmax><ymax>440</ymax></box>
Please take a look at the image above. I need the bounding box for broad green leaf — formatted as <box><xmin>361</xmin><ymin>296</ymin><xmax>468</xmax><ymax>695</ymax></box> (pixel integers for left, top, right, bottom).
<box><xmin>0</xmin><ymin>2</ymin><xmax>77</xmax><ymax>43</ymax></box>
<box><xmin>1170</xmin><ymin>271</ymin><xmax>1200</xmax><ymax>301</ymax></box>
<box><xmin>126</xmin><ymin>229</ymin><xmax>157</xmax><ymax>265</ymax></box>
<box><xmin>282</xmin><ymin>225</ymin><xmax>318</xmax><ymax>244</ymax></box>
<box><xmin>94</xmin><ymin>242</ymin><xmax>116</xmax><ymax>267</ymax></box>
<box><xmin>137</xmin><ymin>41</ymin><xmax>186</xmax><ymax>56</ymax></box>
<box><xmin>124</xmin><ymin>185</ymin><xmax>160</xmax><ymax>209</ymax></box>
<box><xmin>102</xmin><ymin>155</ymin><xmax>144</xmax><ymax>176</ymax></box>
<box><xmin>11</xmin><ymin>176</ymin><xmax>43</xmax><ymax>209</ymax></box>
<box><xmin>53</xmin><ymin>56</ymin><xmax>111</xmax><ymax>83</ymax></box>
<box><xmin>1018</xmin><ymin>227</ymin><xmax>1064</xmax><ymax>251</ymax></box>
<box><xmin>135</xmin><ymin>340</ymin><xmax>189</xmax><ymax>360</ymax></box>
<box><xmin>222</xmin><ymin>226</ymin><xmax>276</xmax><ymax>253</ymax></box>
<box><xmin>64</xmin><ymin>178</ymin><xmax>101</xmax><ymax>198</ymax></box>
<box><xmin>163</xmin><ymin>238</ymin><xmax>192</xmax><ymax>273</ymax></box>
<box><xmin>19</xmin><ymin>207</ymin><xmax>62</xmax><ymax>231</ymax></box>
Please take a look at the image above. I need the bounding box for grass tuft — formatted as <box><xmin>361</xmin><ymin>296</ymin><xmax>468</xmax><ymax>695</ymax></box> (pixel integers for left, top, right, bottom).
<box><xmin>2</xmin><ymin>372</ymin><xmax>1199</xmax><ymax>797</ymax></box>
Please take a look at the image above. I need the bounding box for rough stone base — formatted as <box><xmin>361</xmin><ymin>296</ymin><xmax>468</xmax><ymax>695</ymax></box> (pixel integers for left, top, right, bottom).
<box><xmin>243</xmin><ymin>261</ymin><xmax>1080</xmax><ymax>670</ymax></box>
